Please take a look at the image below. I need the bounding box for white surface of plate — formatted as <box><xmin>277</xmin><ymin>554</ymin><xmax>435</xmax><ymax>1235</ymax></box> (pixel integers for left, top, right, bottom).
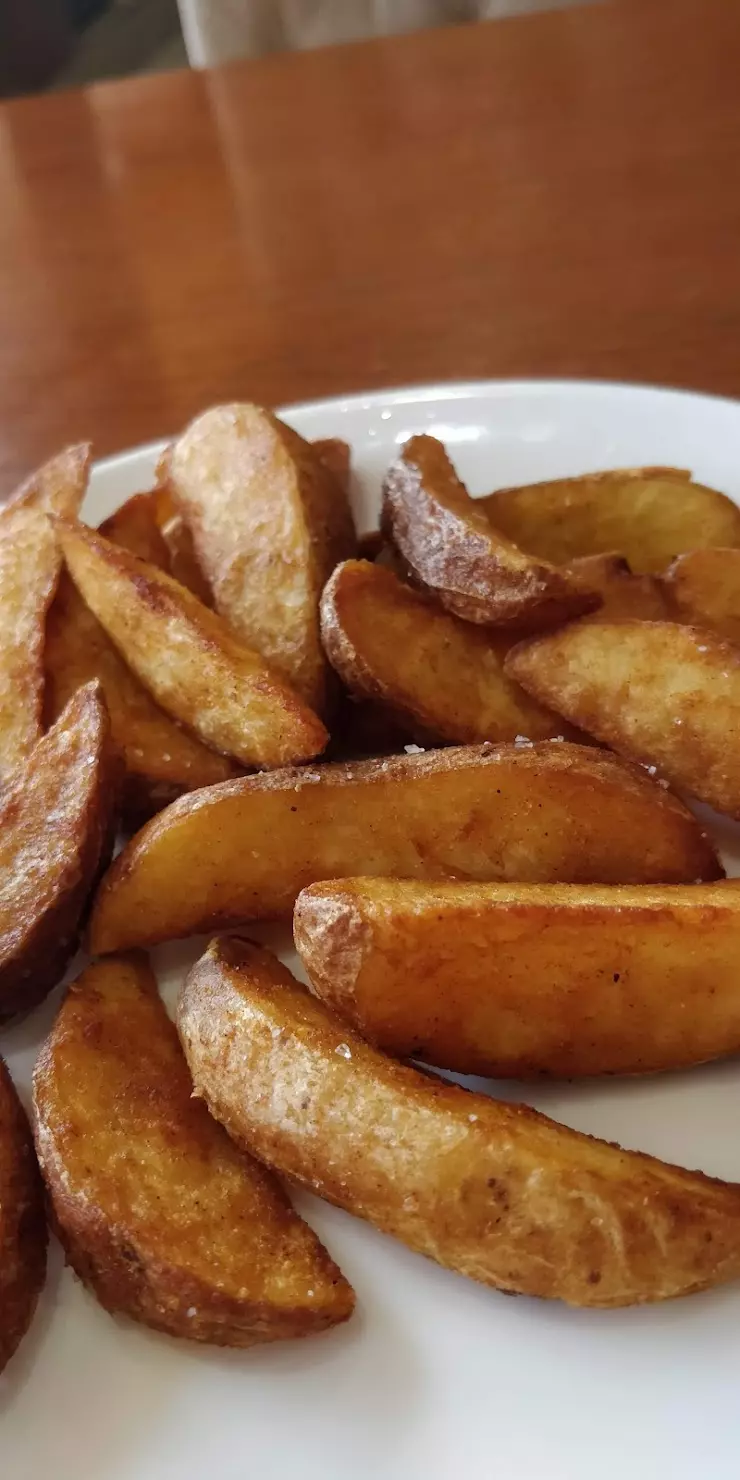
<box><xmin>4</xmin><ymin>379</ymin><xmax>740</xmax><ymax>1480</ymax></box>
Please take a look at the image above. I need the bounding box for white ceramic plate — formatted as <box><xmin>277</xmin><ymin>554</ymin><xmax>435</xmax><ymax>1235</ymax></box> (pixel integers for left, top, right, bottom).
<box><xmin>5</xmin><ymin>379</ymin><xmax>740</xmax><ymax>1480</ymax></box>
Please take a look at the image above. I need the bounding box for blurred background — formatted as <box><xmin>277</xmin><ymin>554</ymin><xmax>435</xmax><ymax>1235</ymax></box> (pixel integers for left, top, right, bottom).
<box><xmin>0</xmin><ymin>0</ymin><xmax>580</xmax><ymax>98</ymax></box>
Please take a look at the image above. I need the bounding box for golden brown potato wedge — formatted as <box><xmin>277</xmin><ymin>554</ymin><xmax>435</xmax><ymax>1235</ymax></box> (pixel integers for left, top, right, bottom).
<box><xmin>44</xmin><ymin>570</ymin><xmax>238</xmax><ymax>824</ymax></box>
<box><xmin>55</xmin><ymin>517</ymin><xmax>328</xmax><ymax>770</ymax></box>
<box><xmin>179</xmin><ymin>937</ymin><xmax>740</xmax><ymax>1308</ymax></box>
<box><xmin>89</xmin><ymin>743</ymin><xmax>720</xmax><ymax>953</ymax></box>
<box><xmin>664</xmin><ymin>548</ymin><xmax>740</xmax><ymax>643</ymax></box>
<box><xmin>32</xmin><ymin>953</ymin><xmax>353</xmax><ymax>1345</ymax></box>
<box><xmin>566</xmin><ymin>554</ymin><xmax>672</xmax><ymax>622</ymax></box>
<box><xmin>296</xmin><ymin>878</ymin><xmax>740</xmax><ymax>1079</ymax></box>
<box><xmin>381</xmin><ymin>435</ymin><xmax>598</xmax><ymax>630</ymax></box>
<box><xmin>506</xmin><ymin>620</ymin><xmax>740</xmax><ymax>818</ymax></box>
<box><xmin>0</xmin><ymin>1058</ymin><xmax>46</xmax><ymax>1373</ymax></box>
<box><xmin>312</xmin><ymin>437</ymin><xmax>351</xmax><ymax>497</ymax></box>
<box><xmin>98</xmin><ymin>492</ymin><xmax>172</xmax><ymax>568</ymax></box>
<box><xmin>152</xmin><ymin>478</ymin><xmax>213</xmax><ymax>605</ymax></box>
<box><xmin>480</xmin><ymin>467</ymin><xmax>740</xmax><ymax>573</ymax></box>
<box><xmin>0</xmin><ymin>444</ymin><xmax>89</xmax><ymax>777</ymax></box>
<box><xmin>0</xmin><ymin>682</ymin><xmax>117</xmax><ymax>1022</ymax></box>
<box><xmin>166</xmin><ymin>405</ymin><xmax>356</xmax><ymax>713</ymax></box>
<box><xmin>321</xmin><ymin>559</ymin><xmax>581</xmax><ymax>743</ymax></box>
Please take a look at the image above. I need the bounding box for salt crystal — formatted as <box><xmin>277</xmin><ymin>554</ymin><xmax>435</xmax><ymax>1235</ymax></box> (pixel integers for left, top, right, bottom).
<box><xmin>404</xmin><ymin>744</ymin><xmax>425</xmax><ymax>754</ymax></box>
<box><xmin>468</xmin><ymin>1114</ymin><xmax>478</xmax><ymax>1123</ymax></box>
<box><xmin>335</xmin><ymin>1043</ymin><xmax>352</xmax><ymax>1059</ymax></box>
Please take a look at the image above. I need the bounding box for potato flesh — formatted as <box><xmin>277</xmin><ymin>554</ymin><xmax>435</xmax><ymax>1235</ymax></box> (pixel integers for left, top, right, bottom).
<box><xmin>0</xmin><ymin>444</ymin><xmax>89</xmax><ymax>777</ymax></box>
<box><xmin>32</xmin><ymin>953</ymin><xmax>353</xmax><ymax>1345</ymax></box>
<box><xmin>178</xmin><ymin>938</ymin><xmax>740</xmax><ymax>1308</ymax></box>
<box><xmin>0</xmin><ymin>1058</ymin><xmax>46</xmax><ymax>1373</ymax></box>
<box><xmin>88</xmin><ymin>742</ymin><xmax>721</xmax><ymax>952</ymax></box>
<box><xmin>296</xmin><ymin>878</ymin><xmax>740</xmax><ymax>1078</ymax></box>
<box><xmin>167</xmin><ymin>405</ymin><xmax>356</xmax><ymax>712</ymax></box>
<box><xmin>481</xmin><ymin>468</ymin><xmax>740</xmax><ymax>572</ymax></box>
<box><xmin>506</xmin><ymin>620</ymin><xmax>740</xmax><ymax>818</ymax></box>
<box><xmin>56</xmin><ymin>517</ymin><xmax>328</xmax><ymax>770</ymax></box>
<box><xmin>381</xmin><ymin>435</ymin><xmax>597</xmax><ymax>629</ymax></box>
<box><xmin>320</xmin><ymin>559</ymin><xmax>578</xmax><ymax>743</ymax></box>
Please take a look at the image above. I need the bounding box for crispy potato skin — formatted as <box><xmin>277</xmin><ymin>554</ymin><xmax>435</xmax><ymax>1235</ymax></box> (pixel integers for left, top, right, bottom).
<box><xmin>381</xmin><ymin>435</ymin><xmax>598</xmax><ymax>630</ymax></box>
<box><xmin>0</xmin><ymin>1058</ymin><xmax>47</xmax><ymax>1373</ymax></box>
<box><xmin>321</xmin><ymin>559</ymin><xmax>581</xmax><ymax>744</ymax></box>
<box><xmin>89</xmin><ymin>743</ymin><xmax>720</xmax><ymax>953</ymax></box>
<box><xmin>296</xmin><ymin>879</ymin><xmax>740</xmax><ymax>1078</ymax></box>
<box><xmin>179</xmin><ymin>938</ymin><xmax>740</xmax><ymax>1308</ymax></box>
<box><xmin>56</xmin><ymin>517</ymin><xmax>328</xmax><ymax>770</ymax></box>
<box><xmin>98</xmin><ymin>492</ymin><xmax>172</xmax><ymax>568</ymax></box>
<box><xmin>0</xmin><ymin>445</ymin><xmax>89</xmax><ymax>778</ymax></box>
<box><xmin>506</xmin><ymin>620</ymin><xmax>740</xmax><ymax>818</ymax></box>
<box><xmin>664</xmin><ymin>548</ymin><xmax>740</xmax><ymax>644</ymax></box>
<box><xmin>566</xmin><ymin>554</ymin><xmax>672</xmax><ymax>622</ymax></box>
<box><xmin>311</xmin><ymin>437</ymin><xmax>351</xmax><ymax>497</ymax></box>
<box><xmin>481</xmin><ymin>468</ymin><xmax>740</xmax><ymax>573</ymax></box>
<box><xmin>32</xmin><ymin>954</ymin><xmax>353</xmax><ymax>1346</ymax></box>
<box><xmin>167</xmin><ymin>405</ymin><xmax>356</xmax><ymax>714</ymax></box>
<box><xmin>0</xmin><ymin>682</ymin><xmax>118</xmax><ymax>1022</ymax></box>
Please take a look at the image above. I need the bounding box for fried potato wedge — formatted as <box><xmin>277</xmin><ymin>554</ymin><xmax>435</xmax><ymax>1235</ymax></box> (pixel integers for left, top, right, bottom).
<box><xmin>381</xmin><ymin>435</ymin><xmax>598</xmax><ymax>630</ymax></box>
<box><xmin>45</xmin><ymin>571</ymin><xmax>238</xmax><ymax>823</ymax></box>
<box><xmin>0</xmin><ymin>1058</ymin><xmax>46</xmax><ymax>1373</ymax></box>
<box><xmin>0</xmin><ymin>682</ymin><xmax>117</xmax><ymax>1022</ymax></box>
<box><xmin>167</xmin><ymin>405</ymin><xmax>356</xmax><ymax>713</ymax></box>
<box><xmin>152</xmin><ymin>478</ymin><xmax>213</xmax><ymax>605</ymax></box>
<box><xmin>664</xmin><ymin>548</ymin><xmax>740</xmax><ymax>643</ymax></box>
<box><xmin>506</xmin><ymin>620</ymin><xmax>740</xmax><ymax>818</ymax></box>
<box><xmin>179</xmin><ymin>938</ymin><xmax>740</xmax><ymax>1308</ymax></box>
<box><xmin>480</xmin><ymin>467</ymin><xmax>740</xmax><ymax>573</ymax></box>
<box><xmin>321</xmin><ymin>559</ymin><xmax>580</xmax><ymax>744</ymax></box>
<box><xmin>0</xmin><ymin>444</ymin><xmax>89</xmax><ymax>777</ymax></box>
<box><xmin>32</xmin><ymin>953</ymin><xmax>353</xmax><ymax>1345</ymax></box>
<box><xmin>311</xmin><ymin>437</ymin><xmax>351</xmax><ymax>496</ymax></box>
<box><xmin>296</xmin><ymin>878</ymin><xmax>740</xmax><ymax>1079</ymax></box>
<box><xmin>56</xmin><ymin>517</ymin><xmax>328</xmax><ymax>770</ymax></box>
<box><xmin>98</xmin><ymin>492</ymin><xmax>172</xmax><ymax>568</ymax></box>
<box><xmin>89</xmin><ymin>743</ymin><xmax>720</xmax><ymax>953</ymax></box>
<box><xmin>566</xmin><ymin>554</ymin><xmax>672</xmax><ymax>622</ymax></box>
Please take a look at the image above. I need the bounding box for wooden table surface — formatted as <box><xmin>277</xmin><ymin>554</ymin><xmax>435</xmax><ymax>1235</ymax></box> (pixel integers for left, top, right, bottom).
<box><xmin>1</xmin><ymin>0</ymin><xmax>739</xmax><ymax>491</ymax></box>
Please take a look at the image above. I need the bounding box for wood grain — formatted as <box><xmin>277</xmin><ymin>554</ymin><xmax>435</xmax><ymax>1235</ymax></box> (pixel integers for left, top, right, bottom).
<box><xmin>0</xmin><ymin>0</ymin><xmax>738</xmax><ymax>490</ymax></box>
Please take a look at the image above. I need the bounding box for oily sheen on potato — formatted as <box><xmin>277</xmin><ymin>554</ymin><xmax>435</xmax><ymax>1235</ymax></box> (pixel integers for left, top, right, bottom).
<box><xmin>88</xmin><ymin>743</ymin><xmax>720</xmax><ymax>952</ymax></box>
<box><xmin>381</xmin><ymin>434</ymin><xmax>597</xmax><ymax>629</ymax></box>
<box><xmin>0</xmin><ymin>1058</ymin><xmax>46</xmax><ymax>1374</ymax></box>
<box><xmin>506</xmin><ymin>620</ymin><xmax>740</xmax><ymax>818</ymax></box>
<box><xmin>0</xmin><ymin>681</ymin><xmax>117</xmax><ymax>1022</ymax></box>
<box><xmin>32</xmin><ymin>953</ymin><xmax>354</xmax><ymax>1346</ymax></box>
<box><xmin>55</xmin><ymin>516</ymin><xmax>328</xmax><ymax>770</ymax></box>
<box><xmin>480</xmin><ymin>467</ymin><xmax>740</xmax><ymax>572</ymax></box>
<box><xmin>178</xmin><ymin>938</ymin><xmax>740</xmax><ymax>1309</ymax></box>
<box><xmin>295</xmin><ymin>879</ymin><xmax>740</xmax><ymax>1078</ymax></box>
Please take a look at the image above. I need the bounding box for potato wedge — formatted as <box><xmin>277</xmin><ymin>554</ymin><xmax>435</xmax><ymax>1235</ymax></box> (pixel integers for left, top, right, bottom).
<box><xmin>480</xmin><ymin>467</ymin><xmax>740</xmax><ymax>573</ymax></box>
<box><xmin>0</xmin><ymin>444</ymin><xmax>89</xmax><ymax>777</ymax></box>
<box><xmin>381</xmin><ymin>435</ymin><xmax>598</xmax><ymax>629</ymax></box>
<box><xmin>312</xmin><ymin>437</ymin><xmax>351</xmax><ymax>497</ymax></box>
<box><xmin>296</xmin><ymin>878</ymin><xmax>740</xmax><ymax>1078</ymax></box>
<box><xmin>321</xmin><ymin>559</ymin><xmax>581</xmax><ymax>743</ymax></box>
<box><xmin>166</xmin><ymin>405</ymin><xmax>356</xmax><ymax>713</ymax></box>
<box><xmin>0</xmin><ymin>682</ymin><xmax>117</xmax><ymax>1022</ymax></box>
<box><xmin>664</xmin><ymin>548</ymin><xmax>740</xmax><ymax>643</ymax></box>
<box><xmin>45</xmin><ymin>570</ymin><xmax>238</xmax><ymax>823</ymax></box>
<box><xmin>55</xmin><ymin>517</ymin><xmax>328</xmax><ymax>770</ymax></box>
<box><xmin>179</xmin><ymin>937</ymin><xmax>740</xmax><ymax>1308</ymax></box>
<box><xmin>566</xmin><ymin>554</ymin><xmax>672</xmax><ymax>622</ymax></box>
<box><xmin>152</xmin><ymin>478</ymin><xmax>213</xmax><ymax>605</ymax></box>
<box><xmin>89</xmin><ymin>743</ymin><xmax>720</xmax><ymax>953</ymax></box>
<box><xmin>506</xmin><ymin>620</ymin><xmax>740</xmax><ymax>818</ymax></box>
<box><xmin>98</xmin><ymin>491</ymin><xmax>172</xmax><ymax>568</ymax></box>
<box><xmin>0</xmin><ymin>1058</ymin><xmax>46</xmax><ymax>1373</ymax></box>
<box><xmin>32</xmin><ymin>953</ymin><xmax>353</xmax><ymax>1345</ymax></box>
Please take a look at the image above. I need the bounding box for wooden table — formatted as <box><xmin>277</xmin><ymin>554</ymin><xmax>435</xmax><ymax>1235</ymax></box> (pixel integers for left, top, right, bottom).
<box><xmin>0</xmin><ymin>0</ymin><xmax>739</xmax><ymax>491</ymax></box>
